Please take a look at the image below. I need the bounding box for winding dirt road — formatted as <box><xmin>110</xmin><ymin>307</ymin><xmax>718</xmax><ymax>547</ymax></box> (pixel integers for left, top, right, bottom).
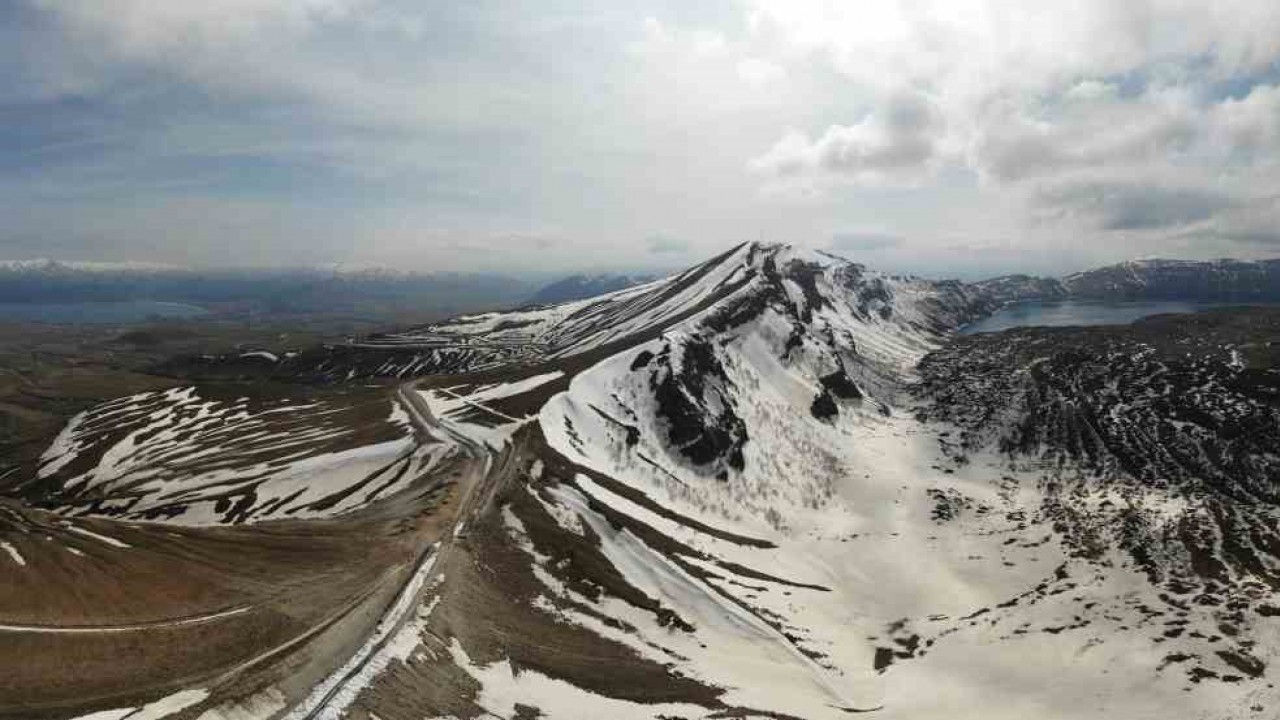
<box><xmin>290</xmin><ymin>380</ymin><xmax>518</xmax><ymax>719</ymax></box>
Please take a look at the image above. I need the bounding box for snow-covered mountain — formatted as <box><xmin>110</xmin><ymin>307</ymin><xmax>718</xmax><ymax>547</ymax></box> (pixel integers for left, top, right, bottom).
<box><xmin>255</xmin><ymin>240</ymin><xmax>1273</xmax><ymax>719</ymax></box>
<box><xmin>22</xmin><ymin>241</ymin><xmax>1280</xmax><ymax>719</ymax></box>
<box><xmin>371</xmin><ymin>243</ymin><xmax>1273</xmax><ymax>718</ymax></box>
<box><xmin>184</xmin><ymin>243</ymin><xmax>986</xmax><ymax>383</ymax></box>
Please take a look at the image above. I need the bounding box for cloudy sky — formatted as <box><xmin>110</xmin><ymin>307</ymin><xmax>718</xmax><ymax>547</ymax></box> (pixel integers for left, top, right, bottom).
<box><xmin>2</xmin><ymin>1</ymin><xmax>1279</xmax><ymax>277</ymax></box>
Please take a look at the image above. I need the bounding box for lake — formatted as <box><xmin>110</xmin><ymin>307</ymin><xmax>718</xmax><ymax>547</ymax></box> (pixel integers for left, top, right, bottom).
<box><xmin>0</xmin><ymin>300</ymin><xmax>209</xmax><ymax>325</ymax></box>
<box><xmin>960</xmin><ymin>300</ymin><xmax>1235</xmax><ymax>334</ymax></box>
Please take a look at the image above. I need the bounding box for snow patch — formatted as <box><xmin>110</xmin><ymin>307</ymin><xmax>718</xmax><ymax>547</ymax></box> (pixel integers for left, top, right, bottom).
<box><xmin>445</xmin><ymin>639</ymin><xmax>707</xmax><ymax>720</ymax></box>
<box><xmin>0</xmin><ymin>541</ymin><xmax>25</xmax><ymax>566</ymax></box>
<box><xmin>71</xmin><ymin>688</ymin><xmax>209</xmax><ymax>720</ymax></box>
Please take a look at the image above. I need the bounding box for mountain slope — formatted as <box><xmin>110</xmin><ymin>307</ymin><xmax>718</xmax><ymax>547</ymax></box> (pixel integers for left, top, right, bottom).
<box><xmin>24</xmin><ymin>384</ymin><xmax>444</xmax><ymax>524</ymax></box>
<box><xmin>18</xmin><ymin>242</ymin><xmax>1280</xmax><ymax>719</ymax></box>
<box><xmin>363</xmin><ymin>244</ymin><xmax>1276</xmax><ymax>719</ymax></box>
<box><xmin>169</xmin><ymin>243</ymin><xmax>787</xmax><ymax>381</ymax></box>
<box><xmin>271</xmin><ymin>242</ymin><xmax>1261</xmax><ymax>720</ymax></box>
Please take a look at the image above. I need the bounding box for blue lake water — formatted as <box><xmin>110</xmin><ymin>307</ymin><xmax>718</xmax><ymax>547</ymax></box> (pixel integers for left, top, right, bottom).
<box><xmin>960</xmin><ymin>300</ymin><xmax>1235</xmax><ymax>334</ymax></box>
<box><xmin>0</xmin><ymin>300</ymin><xmax>209</xmax><ymax>324</ymax></box>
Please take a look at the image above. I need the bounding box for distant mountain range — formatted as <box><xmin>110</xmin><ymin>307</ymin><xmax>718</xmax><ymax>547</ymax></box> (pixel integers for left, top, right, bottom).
<box><xmin>526</xmin><ymin>273</ymin><xmax>656</xmax><ymax>304</ymax></box>
<box><xmin>0</xmin><ymin>260</ymin><xmax>537</xmax><ymax>319</ymax></box>
<box><xmin>976</xmin><ymin>258</ymin><xmax>1280</xmax><ymax>304</ymax></box>
<box><xmin>0</xmin><ymin>260</ymin><xmax>664</xmax><ymax>323</ymax></box>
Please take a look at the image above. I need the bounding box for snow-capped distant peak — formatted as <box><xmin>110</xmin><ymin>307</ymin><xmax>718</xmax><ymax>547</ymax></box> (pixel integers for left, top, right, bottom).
<box><xmin>0</xmin><ymin>258</ymin><xmax>188</xmax><ymax>273</ymax></box>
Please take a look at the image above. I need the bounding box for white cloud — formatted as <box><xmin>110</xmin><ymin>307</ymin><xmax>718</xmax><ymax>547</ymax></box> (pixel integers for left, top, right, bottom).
<box><xmin>748</xmin><ymin>2</ymin><xmax>1280</xmax><ymax>182</ymax></box>
<box><xmin>741</xmin><ymin>0</ymin><xmax>1280</xmax><ymax>261</ymax></box>
<box><xmin>748</xmin><ymin>0</ymin><xmax>1280</xmax><ymax>94</ymax></box>
<box><xmin>736</xmin><ymin>57</ymin><xmax>785</xmax><ymax>87</ymax></box>
<box><xmin>1211</xmin><ymin>84</ymin><xmax>1280</xmax><ymax>157</ymax></box>
<box><xmin>750</xmin><ymin>90</ymin><xmax>945</xmax><ymax>185</ymax></box>
<box><xmin>829</xmin><ymin>231</ymin><xmax>902</xmax><ymax>253</ymax></box>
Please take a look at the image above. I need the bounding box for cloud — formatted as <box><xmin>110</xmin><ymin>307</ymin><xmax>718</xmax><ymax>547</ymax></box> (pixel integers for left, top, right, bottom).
<box><xmin>1034</xmin><ymin>179</ymin><xmax>1236</xmax><ymax>230</ymax></box>
<box><xmin>1101</xmin><ymin>188</ymin><xmax>1233</xmax><ymax>231</ymax></box>
<box><xmin>1211</xmin><ymin>83</ymin><xmax>1280</xmax><ymax>157</ymax></box>
<box><xmin>746</xmin><ymin>0</ymin><xmax>1280</xmax><ymax>246</ymax></box>
<box><xmin>1179</xmin><ymin>195</ymin><xmax>1280</xmax><ymax>246</ymax></box>
<box><xmin>7</xmin><ymin>0</ymin><xmax>1280</xmax><ymax>275</ymax></box>
<box><xmin>736</xmin><ymin>57</ymin><xmax>784</xmax><ymax>87</ymax></box>
<box><xmin>971</xmin><ymin>90</ymin><xmax>1201</xmax><ymax>185</ymax></box>
<box><xmin>750</xmin><ymin>90</ymin><xmax>944</xmax><ymax>185</ymax></box>
<box><xmin>646</xmin><ymin>234</ymin><xmax>690</xmax><ymax>254</ymax></box>
<box><xmin>748</xmin><ymin>0</ymin><xmax>1280</xmax><ymax>94</ymax></box>
<box><xmin>743</xmin><ymin>0</ymin><xmax>1280</xmax><ymax>276</ymax></box>
<box><xmin>29</xmin><ymin>1</ymin><xmax>364</xmax><ymax>54</ymax></box>
<box><xmin>19</xmin><ymin>0</ymin><xmax>565</xmax><ymax>135</ymax></box>
<box><xmin>829</xmin><ymin>232</ymin><xmax>902</xmax><ymax>252</ymax></box>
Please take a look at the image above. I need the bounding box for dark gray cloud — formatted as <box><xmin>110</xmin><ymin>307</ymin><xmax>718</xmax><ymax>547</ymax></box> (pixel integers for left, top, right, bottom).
<box><xmin>1190</xmin><ymin>195</ymin><xmax>1280</xmax><ymax>245</ymax></box>
<box><xmin>1225</xmin><ymin>231</ymin><xmax>1280</xmax><ymax>245</ymax></box>
<box><xmin>972</xmin><ymin>94</ymin><xmax>1200</xmax><ymax>185</ymax></box>
<box><xmin>1036</xmin><ymin>181</ymin><xmax>1235</xmax><ymax>231</ymax></box>
<box><xmin>1102</xmin><ymin>188</ymin><xmax>1234</xmax><ymax>230</ymax></box>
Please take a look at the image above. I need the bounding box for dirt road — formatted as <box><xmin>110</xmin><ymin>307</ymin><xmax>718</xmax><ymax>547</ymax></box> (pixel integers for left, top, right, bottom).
<box><xmin>289</xmin><ymin>380</ymin><xmax>518</xmax><ymax>719</ymax></box>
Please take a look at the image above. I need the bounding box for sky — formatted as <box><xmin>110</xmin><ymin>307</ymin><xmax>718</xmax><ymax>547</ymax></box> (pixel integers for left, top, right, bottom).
<box><xmin>2</xmin><ymin>1</ymin><xmax>1280</xmax><ymax>279</ymax></box>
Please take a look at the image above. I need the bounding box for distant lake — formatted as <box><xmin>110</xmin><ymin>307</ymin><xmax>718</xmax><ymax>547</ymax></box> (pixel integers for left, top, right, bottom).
<box><xmin>960</xmin><ymin>300</ymin><xmax>1237</xmax><ymax>335</ymax></box>
<box><xmin>0</xmin><ymin>300</ymin><xmax>209</xmax><ymax>325</ymax></box>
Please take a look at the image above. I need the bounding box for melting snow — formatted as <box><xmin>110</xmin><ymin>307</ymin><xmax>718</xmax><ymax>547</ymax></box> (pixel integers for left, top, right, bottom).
<box><xmin>64</xmin><ymin>525</ymin><xmax>130</xmax><ymax>549</ymax></box>
<box><xmin>70</xmin><ymin>688</ymin><xmax>209</xmax><ymax>720</ymax></box>
<box><xmin>0</xmin><ymin>541</ymin><xmax>25</xmax><ymax>566</ymax></box>
<box><xmin>444</xmin><ymin>638</ymin><xmax>707</xmax><ymax>720</ymax></box>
